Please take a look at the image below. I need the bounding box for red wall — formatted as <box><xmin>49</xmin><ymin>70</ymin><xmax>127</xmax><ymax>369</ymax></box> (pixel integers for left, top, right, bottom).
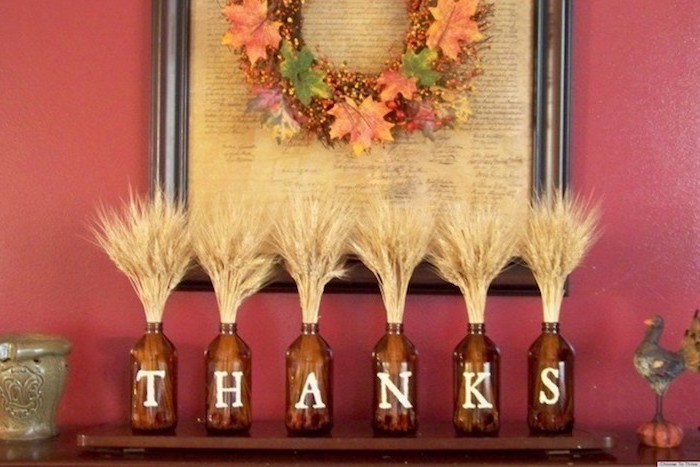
<box><xmin>0</xmin><ymin>1</ymin><xmax>698</xmax><ymax>432</ymax></box>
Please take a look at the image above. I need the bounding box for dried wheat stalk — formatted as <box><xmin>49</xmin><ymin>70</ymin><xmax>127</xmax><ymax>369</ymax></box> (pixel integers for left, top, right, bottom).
<box><xmin>520</xmin><ymin>190</ymin><xmax>600</xmax><ymax>323</ymax></box>
<box><xmin>93</xmin><ymin>189</ymin><xmax>193</xmax><ymax>323</ymax></box>
<box><xmin>350</xmin><ymin>196</ymin><xmax>434</xmax><ymax>324</ymax></box>
<box><xmin>190</xmin><ymin>195</ymin><xmax>277</xmax><ymax>324</ymax></box>
<box><xmin>270</xmin><ymin>192</ymin><xmax>354</xmax><ymax>324</ymax></box>
<box><xmin>429</xmin><ymin>203</ymin><xmax>520</xmax><ymax>324</ymax></box>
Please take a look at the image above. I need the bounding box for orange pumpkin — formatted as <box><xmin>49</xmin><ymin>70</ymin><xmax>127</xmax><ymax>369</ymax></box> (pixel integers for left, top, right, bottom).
<box><xmin>636</xmin><ymin>419</ymin><xmax>684</xmax><ymax>448</ymax></box>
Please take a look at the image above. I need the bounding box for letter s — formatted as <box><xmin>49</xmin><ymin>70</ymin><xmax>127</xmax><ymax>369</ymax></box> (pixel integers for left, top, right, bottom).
<box><xmin>538</xmin><ymin>368</ymin><xmax>560</xmax><ymax>405</ymax></box>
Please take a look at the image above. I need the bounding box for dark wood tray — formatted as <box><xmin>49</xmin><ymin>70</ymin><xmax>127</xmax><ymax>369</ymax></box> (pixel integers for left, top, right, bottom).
<box><xmin>77</xmin><ymin>421</ymin><xmax>615</xmax><ymax>453</ymax></box>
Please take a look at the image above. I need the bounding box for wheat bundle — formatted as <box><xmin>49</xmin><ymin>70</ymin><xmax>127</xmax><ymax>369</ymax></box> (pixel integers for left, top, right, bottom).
<box><xmin>93</xmin><ymin>189</ymin><xmax>193</xmax><ymax>323</ymax></box>
<box><xmin>350</xmin><ymin>196</ymin><xmax>435</xmax><ymax>324</ymax></box>
<box><xmin>270</xmin><ymin>192</ymin><xmax>354</xmax><ymax>324</ymax></box>
<box><xmin>520</xmin><ymin>190</ymin><xmax>600</xmax><ymax>323</ymax></box>
<box><xmin>429</xmin><ymin>203</ymin><xmax>520</xmax><ymax>324</ymax></box>
<box><xmin>190</xmin><ymin>195</ymin><xmax>277</xmax><ymax>324</ymax></box>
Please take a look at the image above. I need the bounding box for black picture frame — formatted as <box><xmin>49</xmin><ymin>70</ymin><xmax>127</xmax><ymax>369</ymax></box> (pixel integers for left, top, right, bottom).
<box><xmin>149</xmin><ymin>0</ymin><xmax>572</xmax><ymax>294</ymax></box>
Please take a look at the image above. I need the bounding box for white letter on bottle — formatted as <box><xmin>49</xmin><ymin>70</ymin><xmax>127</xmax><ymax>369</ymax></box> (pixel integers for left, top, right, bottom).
<box><xmin>136</xmin><ymin>370</ymin><xmax>166</xmax><ymax>407</ymax></box>
<box><xmin>294</xmin><ymin>373</ymin><xmax>326</xmax><ymax>409</ymax></box>
<box><xmin>377</xmin><ymin>371</ymin><xmax>413</xmax><ymax>409</ymax></box>
<box><xmin>214</xmin><ymin>371</ymin><xmax>244</xmax><ymax>408</ymax></box>
<box><xmin>539</xmin><ymin>368</ymin><xmax>560</xmax><ymax>405</ymax></box>
<box><xmin>462</xmin><ymin>371</ymin><xmax>494</xmax><ymax>409</ymax></box>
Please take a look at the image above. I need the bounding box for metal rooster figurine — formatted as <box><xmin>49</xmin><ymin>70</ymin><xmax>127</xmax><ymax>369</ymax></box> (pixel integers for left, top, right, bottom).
<box><xmin>633</xmin><ymin>311</ymin><xmax>700</xmax><ymax>447</ymax></box>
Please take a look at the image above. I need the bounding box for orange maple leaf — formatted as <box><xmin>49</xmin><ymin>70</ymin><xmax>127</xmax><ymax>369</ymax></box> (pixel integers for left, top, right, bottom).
<box><xmin>223</xmin><ymin>0</ymin><xmax>282</xmax><ymax>64</ymax></box>
<box><xmin>328</xmin><ymin>97</ymin><xmax>394</xmax><ymax>155</ymax></box>
<box><xmin>427</xmin><ymin>0</ymin><xmax>484</xmax><ymax>60</ymax></box>
<box><xmin>377</xmin><ymin>70</ymin><xmax>419</xmax><ymax>102</ymax></box>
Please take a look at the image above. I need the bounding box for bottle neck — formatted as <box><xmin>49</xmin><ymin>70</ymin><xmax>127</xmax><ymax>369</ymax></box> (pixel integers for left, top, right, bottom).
<box><xmin>386</xmin><ymin>323</ymin><xmax>404</xmax><ymax>334</ymax></box>
<box><xmin>145</xmin><ymin>322</ymin><xmax>163</xmax><ymax>334</ymax></box>
<box><xmin>301</xmin><ymin>323</ymin><xmax>319</xmax><ymax>335</ymax></box>
<box><xmin>219</xmin><ymin>323</ymin><xmax>237</xmax><ymax>335</ymax></box>
<box><xmin>542</xmin><ymin>322</ymin><xmax>560</xmax><ymax>334</ymax></box>
<box><xmin>468</xmin><ymin>323</ymin><xmax>485</xmax><ymax>335</ymax></box>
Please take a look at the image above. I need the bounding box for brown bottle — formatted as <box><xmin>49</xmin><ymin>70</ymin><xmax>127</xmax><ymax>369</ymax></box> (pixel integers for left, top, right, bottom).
<box><xmin>453</xmin><ymin>323</ymin><xmax>500</xmax><ymax>436</ymax></box>
<box><xmin>285</xmin><ymin>323</ymin><xmax>333</xmax><ymax>435</ymax></box>
<box><xmin>130</xmin><ymin>322</ymin><xmax>177</xmax><ymax>433</ymax></box>
<box><xmin>205</xmin><ymin>323</ymin><xmax>252</xmax><ymax>434</ymax></box>
<box><xmin>527</xmin><ymin>322</ymin><xmax>574</xmax><ymax>434</ymax></box>
<box><xmin>371</xmin><ymin>323</ymin><xmax>418</xmax><ymax>436</ymax></box>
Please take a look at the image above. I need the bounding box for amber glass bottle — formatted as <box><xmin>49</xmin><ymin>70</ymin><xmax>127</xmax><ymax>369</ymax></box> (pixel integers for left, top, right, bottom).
<box><xmin>285</xmin><ymin>323</ymin><xmax>333</xmax><ymax>435</ymax></box>
<box><xmin>453</xmin><ymin>323</ymin><xmax>500</xmax><ymax>436</ymax></box>
<box><xmin>527</xmin><ymin>322</ymin><xmax>574</xmax><ymax>434</ymax></box>
<box><xmin>130</xmin><ymin>322</ymin><xmax>177</xmax><ymax>432</ymax></box>
<box><xmin>371</xmin><ymin>323</ymin><xmax>418</xmax><ymax>436</ymax></box>
<box><xmin>204</xmin><ymin>323</ymin><xmax>252</xmax><ymax>434</ymax></box>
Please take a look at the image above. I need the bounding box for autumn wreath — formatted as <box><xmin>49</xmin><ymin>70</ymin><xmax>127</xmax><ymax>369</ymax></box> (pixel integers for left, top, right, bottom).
<box><xmin>223</xmin><ymin>0</ymin><xmax>489</xmax><ymax>155</ymax></box>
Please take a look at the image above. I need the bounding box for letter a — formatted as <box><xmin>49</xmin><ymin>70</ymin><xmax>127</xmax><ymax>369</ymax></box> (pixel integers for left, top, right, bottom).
<box><xmin>136</xmin><ymin>370</ymin><xmax>166</xmax><ymax>407</ymax></box>
<box><xmin>462</xmin><ymin>371</ymin><xmax>494</xmax><ymax>409</ymax></box>
<box><xmin>377</xmin><ymin>371</ymin><xmax>413</xmax><ymax>409</ymax></box>
<box><xmin>294</xmin><ymin>373</ymin><xmax>326</xmax><ymax>409</ymax></box>
<box><xmin>539</xmin><ymin>368</ymin><xmax>560</xmax><ymax>405</ymax></box>
<box><xmin>214</xmin><ymin>371</ymin><xmax>244</xmax><ymax>409</ymax></box>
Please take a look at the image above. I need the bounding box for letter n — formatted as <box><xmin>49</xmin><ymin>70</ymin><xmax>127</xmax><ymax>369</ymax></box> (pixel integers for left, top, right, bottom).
<box><xmin>377</xmin><ymin>371</ymin><xmax>413</xmax><ymax>409</ymax></box>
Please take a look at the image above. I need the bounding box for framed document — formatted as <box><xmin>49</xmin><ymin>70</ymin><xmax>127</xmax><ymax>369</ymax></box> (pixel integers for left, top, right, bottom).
<box><xmin>150</xmin><ymin>0</ymin><xmax>572</xmax><ymax>294</ymax></box>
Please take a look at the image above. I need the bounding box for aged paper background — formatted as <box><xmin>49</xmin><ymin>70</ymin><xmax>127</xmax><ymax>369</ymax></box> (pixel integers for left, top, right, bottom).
<box><xmin>188</xmin><ymin>0</ymin><xmax>534</xmax><ymax>213</ymax></box>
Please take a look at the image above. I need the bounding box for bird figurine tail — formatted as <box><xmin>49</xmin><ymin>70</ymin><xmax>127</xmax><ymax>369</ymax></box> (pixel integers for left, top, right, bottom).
<box><xmin>681</xmin><ymin>309</ymin><xmax>700</xmax><ymax>372</ymax></box>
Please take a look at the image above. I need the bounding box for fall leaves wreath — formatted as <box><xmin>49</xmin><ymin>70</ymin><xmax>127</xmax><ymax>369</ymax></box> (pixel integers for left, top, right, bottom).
<box><xmin>223</xmin><ymin>0</ymin><xmax>489</xmax><ymax>155</ymax></box>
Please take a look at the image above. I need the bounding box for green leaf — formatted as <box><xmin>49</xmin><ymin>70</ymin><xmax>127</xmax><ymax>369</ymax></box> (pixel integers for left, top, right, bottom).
<box><xmin>401</xmin><ymin>48</ymin><xmax>441</xmax><ymax>87</ymax></box>
<box><xmin>279</xmin><ymin>41</ymin><xmax>331</xmax><ymax>106</ymax></box>
<box><xmin>279</xmin><ymin>41</ymin><xmax>296</xmax><ymax>70</ymax></box>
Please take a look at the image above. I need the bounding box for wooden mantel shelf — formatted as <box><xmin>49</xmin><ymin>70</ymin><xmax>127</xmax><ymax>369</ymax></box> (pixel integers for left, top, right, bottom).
<box><xmin>0</xmin><ymin>421</ymin><xmax>697</xmax><ymax>465</ymax></box>
<box><xmin>77</xmin><ymin>421</ymin><xmax>615</xmax><ymax>452</ymax></box>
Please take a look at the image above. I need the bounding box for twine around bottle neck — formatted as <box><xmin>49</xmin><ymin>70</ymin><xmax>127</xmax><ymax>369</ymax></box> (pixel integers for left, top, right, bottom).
<box><xmin>541</xmin><ymin>322</ymin><xmax>560</xmax><ymax>334</ymax></box>
<box><xmin>301</xmin><ymin>323</ymin><xmax>319</xmax><ymax>335</ymax></box>
<box><xmin>145</xmin><ymin>322</ymin><xmax>163</xmax><ymax>333</ymax></box>
<box><xmin>385</xmin><ymin>323</ymin><xmax>404</xmax><ymax>334</ymax></box>
<box><xmin>219</xmin><ymin>322</ymin><xmax>237</xmax><ymax>334</ymax></box>
<box><xmin>468</xmin><ymin>323</ymin><xmax>485</xmax><ymax>335</ymax></box>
